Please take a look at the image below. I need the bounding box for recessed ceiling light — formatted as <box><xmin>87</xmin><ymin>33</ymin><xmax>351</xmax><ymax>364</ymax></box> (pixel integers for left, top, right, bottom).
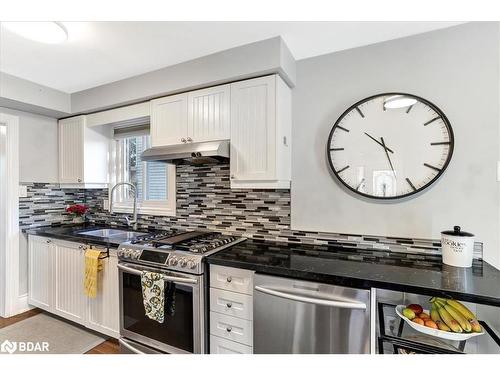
<box><xmin>2</xmin><ymin>22</ymin><xmax>68</xmax><ymax>44</ymax></box>
<box><xmin>384</xmin><ymin>95</ymin><xmax>417</xmax><ymax>109</ymax></box>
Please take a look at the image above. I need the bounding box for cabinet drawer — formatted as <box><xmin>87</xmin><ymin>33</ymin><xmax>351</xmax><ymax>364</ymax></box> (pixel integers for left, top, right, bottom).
<box><xmin>210</xmin><ymin>288</ymin><xmax>253</xmax><ymax>321</ymax></box>
<box><xmin>210</xmin><ymin>265</ymin><xmax>253</xmax><ymax>295</ymax></box>
<box><xmin>210</xmin><ymin>335</ymin><xmax>252</xmax><ymax>354</ymax></box>
<box><xmin>210</xmin><ymin>312</ymin><xmax>253</xmax><ymax>346</ymax></box>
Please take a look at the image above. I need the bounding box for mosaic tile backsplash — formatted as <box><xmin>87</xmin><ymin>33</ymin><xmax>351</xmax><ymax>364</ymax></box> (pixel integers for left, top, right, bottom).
<box><xmin>19</xmin><ymin>164</ymin><xmax>483</xmax><ymax>259</ymax></box>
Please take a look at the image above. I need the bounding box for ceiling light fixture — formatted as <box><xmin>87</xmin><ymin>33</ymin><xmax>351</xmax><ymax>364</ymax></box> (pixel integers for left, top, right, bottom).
<box><xmin>2</xmin><ymin>21</ymin><xmax>68</xmax><ymax>44</ymax></box>
<box><xmin>384</xmin><ymin>95</ymin><xmax>417</xmax><ymax>109</ymax></box>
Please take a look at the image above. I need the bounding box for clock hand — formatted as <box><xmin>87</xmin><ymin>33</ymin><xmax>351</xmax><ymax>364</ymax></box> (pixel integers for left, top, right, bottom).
<box><xmin>364</xmin><ymin>132</ymin><xmax>394</xmax><ymax>153</ymax></box>
<box><xmin>380</xmin><ymin>137</ymin><xmax>396</xmax><ymax>176</ymax></box>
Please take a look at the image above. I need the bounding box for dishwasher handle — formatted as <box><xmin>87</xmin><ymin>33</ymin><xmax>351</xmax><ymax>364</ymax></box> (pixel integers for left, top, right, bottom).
<box><xmin>254</xmin><ymin>285</ymin><xmax>367</xmax><ymax>310</ymax></box>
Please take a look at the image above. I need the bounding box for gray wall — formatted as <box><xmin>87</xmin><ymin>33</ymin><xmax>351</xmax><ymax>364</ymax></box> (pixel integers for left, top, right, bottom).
<box><xmin>71</xmin><ymin>37</ymin><xmax>296</xmax><ymax>114</ymax></box>
<box><xmin>291</xmin><ymin>22</ymin><xmax>500</xmax><ymax>268</ymax></box>
<box><xmin>0</xmin><ymin>107</ymin><xmax>59</xmax><ymax>183</ymax></box>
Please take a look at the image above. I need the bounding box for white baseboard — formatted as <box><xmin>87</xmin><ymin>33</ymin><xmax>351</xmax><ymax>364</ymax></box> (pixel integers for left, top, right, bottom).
<box><xmin>14</xmin><ymin>293</ymin><xmax>32</xmax><ymax>315</ymax></box>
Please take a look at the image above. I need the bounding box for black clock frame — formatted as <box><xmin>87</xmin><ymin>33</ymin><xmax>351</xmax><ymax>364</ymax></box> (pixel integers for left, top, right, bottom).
<box><xmin>326</xmin><ymin>92</ymin><xmax>454</xmax><ymax>200</ymax></box>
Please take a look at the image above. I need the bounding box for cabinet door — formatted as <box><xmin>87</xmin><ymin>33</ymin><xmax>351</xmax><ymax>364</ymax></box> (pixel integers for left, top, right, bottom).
<box><xmin>28</xmin><ymin>236</ymin><xmax>52</xmax><ymax>311</ymax></box>
<box><xmin>59</xmin><ymin>116</ymin><xmax>85</xmax><ymax>183</ymax></box>
<box><xmin>150</xmin><ymin>93</ymin><xmax>188</xmax><ymax>147</ymax></box>
<box><xmin>230</xmin><ymin>76</ymin><xmax>276</xmax><ymax>181</ymax></box>
<box><xmin>86</xmin><ymin>252</ymin><xmax>120</xmax><ymax>338</ymax></box>
<box><xmin>187</xmin><ymin>84</ymin><xmax>230</xmax><ymax>142</ymax></box>
<box><xmin>53</xmin><ymin>241</ymin><xmax>86</xmax><ymax>324</ymax></box>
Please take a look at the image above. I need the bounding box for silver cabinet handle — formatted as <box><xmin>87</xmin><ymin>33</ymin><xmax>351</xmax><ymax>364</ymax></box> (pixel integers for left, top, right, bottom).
<box><xmin>230</xmin><ymin>175</ymin><xmax>235</xmax><ymax>179</ymax></box>
<box><xmin>226</xmin><ymin>327</ymin><xmax>232</xmax><ymax>333</ymax></box>
<box><xmin>46</xmin><ymin>239</ymin><xmax>51</xmax><ymax>244</ymax></box>
<box><xmin>186</xmin><ymin>137</ymin><xmax>193</xmax><ymax>142</ymax></box>
<box><xmin>77</xmin><ymin>178</ymin><xmax>82</xmax><ymax>183</ymax></box>
<box><xmin>117</xmin><ymin>264</ymin><xmax>198</xmax><ymax>284</ymax></box>
<box><xmin>181</xmin><ymin>138</ymin><xmax>186</xmax><ymax>143</ymax></box>
<box><xmin>118</xmin><ymin>338</ymin><xmax>146</xmax><ymax>354</ymax></box>
<box><xmin>254</xmin><ymin>286</ymin><xmax>367</xmax><ymax>310</ymax></box>
<box><xmin>78</xmin><ymin>245</ymin><xmax>85</xmax><ymax>250</ymax></box>
<box><xmin>226</xmin><ymin>302</ymin><xmax>232</xmax><ymax>308</ymax></box>
<box><xmin>226</xmin><ymin>276</ymin><xmax>232</xmax><ymax>283</ymax></box>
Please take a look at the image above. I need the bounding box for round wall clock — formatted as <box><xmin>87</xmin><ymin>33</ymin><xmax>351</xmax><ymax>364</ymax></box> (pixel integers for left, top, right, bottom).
<box><xmin>326</xmin><ymin>93</ymin><xmax>454</xmax><ymax>199</ymax></box>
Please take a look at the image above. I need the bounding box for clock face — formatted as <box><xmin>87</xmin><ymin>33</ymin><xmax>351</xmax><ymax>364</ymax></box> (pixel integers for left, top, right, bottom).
<box><xmin>327</xmin><ymin>93</ymin><xmax>454</xmax><ymax>199</ymax></box>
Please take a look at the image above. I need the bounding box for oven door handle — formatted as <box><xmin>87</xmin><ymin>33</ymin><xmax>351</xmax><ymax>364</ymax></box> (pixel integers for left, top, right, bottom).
<box><xmin>118</xmin><ymin>338</ymin><xmax>146</xmax><ymax>354</ymax></box>
<box><xmin>117</xmin><ymin>264</ymin><xmax>198</xmax><ymax>284</ymax></box>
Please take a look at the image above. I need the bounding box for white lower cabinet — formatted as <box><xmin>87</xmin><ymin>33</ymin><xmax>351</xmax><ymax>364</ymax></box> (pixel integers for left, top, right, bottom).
<box><xmin>86</xmin><ymin>251</ymin><xmax>120</xmax><ymax>337</ymax></box>
<box><xmin>28</xmin><ymin>235</ymin><xmax>119</xmax><ymax>338</ymax></box>
<box><xmin>209</xmin><ymin>264</ymin><xmax>254</xmax><ymax>354</ymax></box>
<box><xmin>28</xmin><ymin>236</ymin><xmax>52</xmax><ymax>311</ymax></box>
<box><xmin>210</xmin><ymin>335</ymin><xmax>253</xmax><ymax>354</ymax></box>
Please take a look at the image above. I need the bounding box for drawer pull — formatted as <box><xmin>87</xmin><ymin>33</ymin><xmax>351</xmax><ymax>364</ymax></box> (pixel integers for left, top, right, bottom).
<box><xmin>226</xmin><ymin>302</ymin><xmax>232</xmax><ymax>308</ymax></box>
<box><xmin>226</xmin><ymin>326</ymin><xmax>232</xmax><ymax>333</ymax></box>
<box><xmin>226</xmin><ymin>276</ymin><xmax>232</xmax><ymax>283</ymax></box>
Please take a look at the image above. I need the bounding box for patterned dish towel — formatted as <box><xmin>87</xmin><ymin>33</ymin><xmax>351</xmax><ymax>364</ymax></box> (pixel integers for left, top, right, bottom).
<box><xmin>141</xmin><ymin>271</ymin><xmax>166</xmax><ymax>323</ymax></box>
<box><xmin>84</xmin><ymin>249</ymin><xmax>104</xmax><ymax>298</ymax></box>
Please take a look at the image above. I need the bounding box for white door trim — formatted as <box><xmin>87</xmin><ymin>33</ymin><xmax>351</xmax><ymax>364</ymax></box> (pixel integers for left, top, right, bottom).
<box><xmin>0</xmin><ymin>113</ymin><xmax>22</xmax><ymax>317</ymax></box>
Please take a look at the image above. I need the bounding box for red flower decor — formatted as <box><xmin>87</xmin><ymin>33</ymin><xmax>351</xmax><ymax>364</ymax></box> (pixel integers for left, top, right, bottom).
<box><xmin>66</xmin><ymin>204</ymin><xmax>89</xmax><ymax>217</ymax></box>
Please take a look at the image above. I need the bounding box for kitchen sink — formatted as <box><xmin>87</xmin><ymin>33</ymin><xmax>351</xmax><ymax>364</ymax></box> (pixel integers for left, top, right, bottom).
<box><xmin>78</xmin><ymin>228</ymin><xmax>147</xmax><ymax>239</ymax></box>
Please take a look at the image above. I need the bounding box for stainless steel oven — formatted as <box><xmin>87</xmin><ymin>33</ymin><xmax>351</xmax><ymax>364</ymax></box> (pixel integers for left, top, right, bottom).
<box><xmin>118</xmin><ymin>262</ymin><xmax>205</xmax><ymax>354</ymax></box>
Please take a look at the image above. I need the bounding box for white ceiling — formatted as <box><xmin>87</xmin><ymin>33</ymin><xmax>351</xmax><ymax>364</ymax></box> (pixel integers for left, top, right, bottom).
<box><xmin>0</xmin><ymin>21</ymin><xmax>463</xmax><ymax>93</ymax></box>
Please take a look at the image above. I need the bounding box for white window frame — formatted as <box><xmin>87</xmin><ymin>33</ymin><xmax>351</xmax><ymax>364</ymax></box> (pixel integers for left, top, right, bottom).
<box><xmin>109</xmin><ymin>135</ymin><xmax>176</xmax><ymax>217</ymax></box>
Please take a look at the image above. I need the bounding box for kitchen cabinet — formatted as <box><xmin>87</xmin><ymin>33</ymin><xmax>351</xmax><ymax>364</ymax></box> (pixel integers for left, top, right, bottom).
<box><xmin>28</xmin><ymin>235</ymin><xmax>119</xmax><ymax>338</ymax></box>
<box><xmin>187</xmin><ymin>84</ymin><xmax>230</xmax><ymax>142</ymax></box>
<box><xmin>28</xmin><ymin>235</ymin><xmax>52</xmax><ymax>311</ymax></box>
<box><xmin>58</xmin><ymin>115</ymin><xmax>111</xmax><ymax>186</ymax></box>
<box><xmin>150</xmin><ymin>84</ymin><xmax>230</xmax><ymax>147</ymax></box>
<box><xmin>209</xmin><ymin>265</ymin><xmax>254</xmax><ymax>354</ymax></box>
<box><xmin>230</xmin><ymin>75</ymin><xmax>291</xmax><ymax>189</ymax></box>
<box><xmin>53</xmin><ymin>240</ymin><xmax>86</xmax><ymax>325</ymax></box>
<box><xmin>86</xmin><ymin>250</ymin><xmax>120</xmax><ymax>337</ymax></box>
<box><xmin>150</xmin><ymin>93</ymin><xmax>188</xmax><ymax>147</ymax></box>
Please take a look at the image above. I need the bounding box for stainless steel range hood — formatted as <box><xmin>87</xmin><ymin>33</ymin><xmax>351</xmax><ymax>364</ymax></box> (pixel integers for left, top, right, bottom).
<box><xmin>141</xmin><ymin>140</ymin><xmax>229</xmax><ymax>165</ymax></box>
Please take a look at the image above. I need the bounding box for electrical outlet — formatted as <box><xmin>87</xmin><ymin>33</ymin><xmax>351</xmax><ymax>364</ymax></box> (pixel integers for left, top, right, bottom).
<box><xmin>18</xmin><ymin>185</ymin><xmax>28</xmax><ymax>198</ymax></box>
<box><xmin>103</xmin><ymin>199</ymin><xmax>109</xmax><ymax>210</ymax></box>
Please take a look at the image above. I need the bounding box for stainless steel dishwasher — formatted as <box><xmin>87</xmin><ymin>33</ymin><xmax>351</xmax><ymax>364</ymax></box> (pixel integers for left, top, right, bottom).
<box><xmin>254</xmin><ymin>274</ymin><xmax>371</xmax><ymax>354</ymax></box>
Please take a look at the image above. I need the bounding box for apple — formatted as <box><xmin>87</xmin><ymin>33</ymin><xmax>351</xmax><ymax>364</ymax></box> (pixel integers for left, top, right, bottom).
<box><xmin>407</xmin><ymin>304</ymin><xmax>423</xmax><ymax>315</ymax></box>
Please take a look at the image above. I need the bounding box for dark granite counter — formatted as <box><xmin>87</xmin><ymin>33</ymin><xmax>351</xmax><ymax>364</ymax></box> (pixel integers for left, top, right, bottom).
<box><xmin>25</xmin><ymin>224</ymin><xmax>150</xmax><ymax>248</ymax></box>
<box><xmin>206</xmin><ymin>239</ymin><xmax>500</xmax><ymax>307</ymax></box>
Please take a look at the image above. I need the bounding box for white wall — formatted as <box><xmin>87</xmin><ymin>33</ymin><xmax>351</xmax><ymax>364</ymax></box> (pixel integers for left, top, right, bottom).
<box><xmin>291</xmin><ymin>22</ymin><xmax>500</xmax><ymax>268</ymax></box>
<box><xmin>0</xmin><ymin>107</ymin><xmax>58</xmax><ymax>183</ymax></box>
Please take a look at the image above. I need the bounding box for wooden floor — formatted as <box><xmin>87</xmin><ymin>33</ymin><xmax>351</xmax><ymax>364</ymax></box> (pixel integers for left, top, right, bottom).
<box><xmin>0</xmin><ymin>308</ymin><xmax>120</xmax><ymax>354</ymax></box>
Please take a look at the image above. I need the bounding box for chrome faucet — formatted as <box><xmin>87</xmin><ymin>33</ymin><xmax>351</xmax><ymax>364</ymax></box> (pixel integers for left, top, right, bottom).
<box><xmin>109</xmin><ymin>182</ymin><xmax>138</xmax><ymax>230</ymax></box>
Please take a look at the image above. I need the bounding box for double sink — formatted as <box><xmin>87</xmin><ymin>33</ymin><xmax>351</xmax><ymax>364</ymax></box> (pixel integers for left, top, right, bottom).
<box><xmin>77</xmin><ymin>228</ymin><xmax>147</xmax><ymax>244</ymax></box>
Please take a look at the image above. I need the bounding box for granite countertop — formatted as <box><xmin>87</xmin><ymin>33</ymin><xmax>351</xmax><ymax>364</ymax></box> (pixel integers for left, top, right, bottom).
<box><xmin>24</xmin><ymin>224</ymin><xmax>151</xmax><ymax>248</ymax></box>
<box><xmin>206</xmin><ymin>239</ymin><xmax>500</xmax><ymax>307</ymax></box>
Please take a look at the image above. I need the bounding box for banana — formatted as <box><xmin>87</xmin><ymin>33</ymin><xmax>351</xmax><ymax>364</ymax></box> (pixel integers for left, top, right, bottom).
<box><xmin>430</xmin><ymin>303</ymin><xmax>452</xmax><ymax>332</ymax></box>
<box><xmin>444</xmin><ymin>299</ymin><xmax>482</xmax><ymax>333</ymax></box>
<box><xmin>444</xmin><ymin>304</ymin><xmax>472</xmax><ymax>332</ymax></box>
<box><xmin>437</xmin><ymin>305</ymin><xmax>463</xmax><ymax>333</ymax></box>
<box><xmin>446</xmin><ymin>299</ymin><xmax>476</xmax><ymax>320</ymax></box>
<box><xmin>430</xmin><ymin>305</ymin><xmax>440</xmax><ymax>322</ymax></box>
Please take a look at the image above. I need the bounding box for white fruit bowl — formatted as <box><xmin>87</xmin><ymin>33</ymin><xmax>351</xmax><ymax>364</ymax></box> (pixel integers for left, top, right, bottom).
<box><xmin>395</xmin><ymin>305</ymin><xmax>484</xmax><ymax>341</ymax></box>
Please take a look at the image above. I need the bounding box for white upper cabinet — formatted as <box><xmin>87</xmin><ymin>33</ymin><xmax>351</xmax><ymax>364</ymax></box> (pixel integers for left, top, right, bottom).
<box><xmin>150</xmin><ymin>93</ymin><xmax>188</xmax><ymax>147</ymax></box>
<box><xmin>187</xmin><ymin>84</ymin><xmax>230</xmax><ymax>142</ymax></box>
<box><xmin>230</xmin><ymin>75</ymin><xmax>291</xmax><ymax>189</ymax></box>
<box><xmin>58</xmin><ymin>115</ymin><xmax>111</xmax><ymax>186</ymax></box>
<box><xmin>59</xmin><ymin>116</ymin><xmax>85</xmax><ymax>183</ymax></box>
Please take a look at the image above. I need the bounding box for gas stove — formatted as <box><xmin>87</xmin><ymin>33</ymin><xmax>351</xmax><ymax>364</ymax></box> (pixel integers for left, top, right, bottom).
<box><xmin>117</xmin><ymin>230</ymin><xmax>245</xmax><ymax>274</ymax></box>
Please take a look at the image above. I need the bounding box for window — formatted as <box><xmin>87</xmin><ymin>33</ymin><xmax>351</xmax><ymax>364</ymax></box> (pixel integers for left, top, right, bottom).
<box><xmin>112</xmin><ymin>134</ymin><xmax>176</xmax><ymax>216</ymax></box>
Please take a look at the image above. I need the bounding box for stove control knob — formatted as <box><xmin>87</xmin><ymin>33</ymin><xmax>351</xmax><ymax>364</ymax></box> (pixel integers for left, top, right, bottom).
<box><xmin>168</xmin><ymin>257</ymin><xmax>178</xmax><ymax>266</ymax></box>
<box><xmin>187</xmin><ymin>260</ymin><xmax>196</xmax><ymax>269</ymax></box>
<box><xmin>179</xmin><ymin>258</ymin><xmax>187</xmax><ymax>268</ymax></box>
